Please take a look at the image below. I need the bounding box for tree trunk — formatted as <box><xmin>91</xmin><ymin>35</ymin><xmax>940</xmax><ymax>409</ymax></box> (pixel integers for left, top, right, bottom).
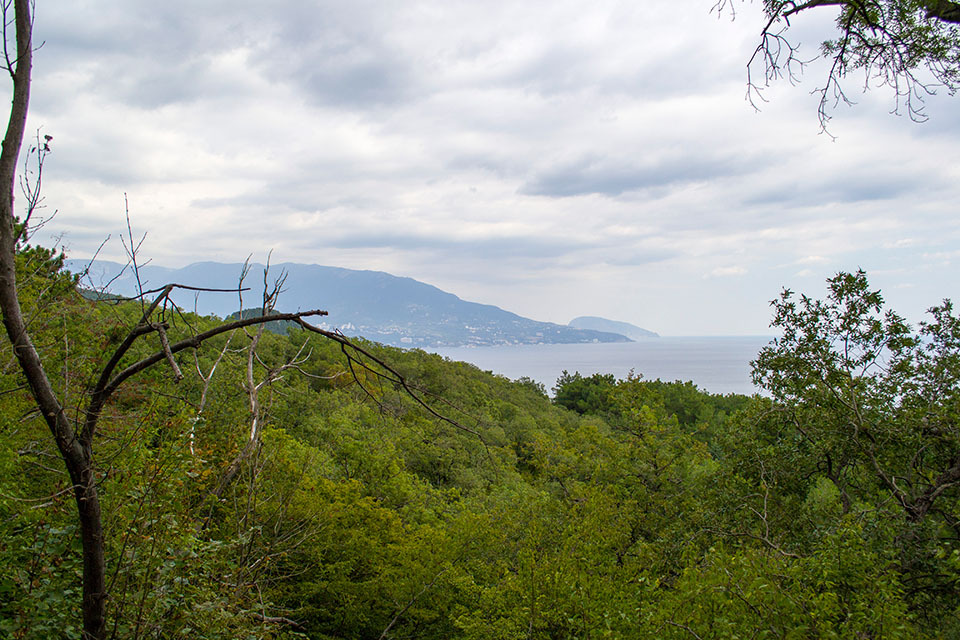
<box><xmin>0</xmin><ymin>1</ymin><xmax>107</xmax><ymax>638</ymax></box>
<box><xmin>72</xmin><ymin>461</ymin><xmax>107</xmax><ymax>639</ymax></box>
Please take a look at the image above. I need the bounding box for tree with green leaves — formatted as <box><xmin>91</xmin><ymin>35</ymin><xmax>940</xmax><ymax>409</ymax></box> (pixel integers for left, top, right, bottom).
<box><xmin>754</xmin><ymin>270</ymin><xmax>959</xmax><ymax>526</ymax></box>
<box><xmin>727</xmin><ymin>270</ymin><xmax>960</xmax><ymax>628</ymax></box>
<box><xmin>716</xmin><ymin>0</ymin><xmax>960</xmax><ymax>128</ymax></box>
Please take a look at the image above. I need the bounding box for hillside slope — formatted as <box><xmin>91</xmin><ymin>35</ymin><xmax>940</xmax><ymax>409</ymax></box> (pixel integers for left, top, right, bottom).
<box><xmin>69</xmin><ymin>259</ymin><xmax>631</xmax><ymax>347</ymax></box>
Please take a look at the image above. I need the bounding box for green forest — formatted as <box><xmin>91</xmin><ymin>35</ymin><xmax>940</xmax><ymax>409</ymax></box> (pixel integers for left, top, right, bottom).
<box><xmin>1</xmin><ymin>0</ymin><xmax>959</xmax><ymax>637</ymax></box>
<box><xmin>1</xmin><ymin>246</ymin><xmax>958</xmax><ymax>639</ymax></box>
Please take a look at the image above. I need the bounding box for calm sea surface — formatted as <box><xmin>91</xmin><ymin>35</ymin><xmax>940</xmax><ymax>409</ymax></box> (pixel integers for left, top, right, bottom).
<box><xmin>432</xmin><ymin>336</ymin><xmax>774</xmax><ymax>396</ymax></box>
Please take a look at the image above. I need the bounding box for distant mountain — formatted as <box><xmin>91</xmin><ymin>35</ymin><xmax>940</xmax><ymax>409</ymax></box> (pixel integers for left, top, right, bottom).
<box><xmin>568</xmin><ymin>316</ymin><xmax>658</xmax><ymax>339</ymax></box>
<box><xmin>66</xmin><ymin>260</ymin><xmax>632</xmax><ymax>348</ymax></box>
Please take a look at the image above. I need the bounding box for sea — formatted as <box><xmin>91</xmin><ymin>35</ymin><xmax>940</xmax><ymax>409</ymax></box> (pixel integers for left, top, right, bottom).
<box><xmin>432</xmin><ymin>336</ymin><xmax>774</xmax><ymax>396</ymax></box>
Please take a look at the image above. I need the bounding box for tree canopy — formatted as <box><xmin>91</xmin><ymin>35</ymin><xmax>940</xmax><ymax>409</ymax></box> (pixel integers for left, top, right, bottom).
<box><xmin>716</xmin><ymin>0</ymin><xmax>960</xmax><ymax>128</ymax></box>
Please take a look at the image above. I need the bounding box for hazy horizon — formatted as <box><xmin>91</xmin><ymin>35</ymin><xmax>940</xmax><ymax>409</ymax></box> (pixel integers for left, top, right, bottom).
<box><xmin>68</xmin><ymin>256</ymin><xmax>785</xmax><ymax>338</ymax></box>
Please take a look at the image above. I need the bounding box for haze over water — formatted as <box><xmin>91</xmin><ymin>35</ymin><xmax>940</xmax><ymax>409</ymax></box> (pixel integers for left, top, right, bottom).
<box><xmin>434</xmin><ymin>336</ymin><xmax>773</xmax><ymax>396</ymax></box>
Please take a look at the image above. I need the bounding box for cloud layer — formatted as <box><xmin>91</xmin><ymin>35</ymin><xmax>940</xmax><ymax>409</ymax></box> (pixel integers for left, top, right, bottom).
<box><xmin>16</xmin><ymin>0</ymin><xmax>960</xmax><ymax>334</ymax></box>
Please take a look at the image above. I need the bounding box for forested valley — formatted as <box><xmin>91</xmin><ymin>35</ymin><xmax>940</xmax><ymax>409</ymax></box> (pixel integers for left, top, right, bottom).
<box><xmin>1</xmin><ymin>1</ymin><xmax>959</xmax><ymax>634</ymax></box>
<box><xmin>1</xmin><ymin>247</ymin><xmax>958</xmax><ymax>639</ymax></box>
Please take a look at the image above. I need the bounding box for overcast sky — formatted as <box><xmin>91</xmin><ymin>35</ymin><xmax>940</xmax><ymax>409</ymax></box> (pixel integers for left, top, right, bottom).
<box><xmin>17</xmin><ymin>0</ymin><xmax>960</xmax><ymax>335</ymax></box>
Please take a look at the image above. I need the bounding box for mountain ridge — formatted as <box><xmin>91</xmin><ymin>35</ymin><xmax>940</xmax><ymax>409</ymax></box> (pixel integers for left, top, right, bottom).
<box><xmin>568</xmin><ymin>316</ymin><xmax>658</xmax><ymax>339</ymax></box>
<box><xmin>67</xmin><ymin>259</ymin><xmax>633</xmax><ymax>348</ymax></box>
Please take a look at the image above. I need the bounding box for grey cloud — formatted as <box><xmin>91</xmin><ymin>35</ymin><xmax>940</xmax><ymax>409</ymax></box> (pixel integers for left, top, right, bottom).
<box><xmin>38</xmin><ymin>1</ymin><xmax>245</xmax><ymax>72</ymax></box>
<box><xmin>21</xmin><ymin>0</ymin><xmax>960</xmax><ymax>336</ymax></box>
<box><xmin>520</xmin><ymin>153</ymin><xmax>748</xmax><ymax>198</ymax></box>
<box><xmin>43</xmin><ymin>143</ymin><xmax>151</xmax><ymax>188</ymax></box>
<box><xmin>111</xmin><ymin>59</ymin><xmax>219</xmax><ymax>109</ymax></box>
<box><xmin>600</xmin><ymin>249</ymin><xmax>678</xmax><ymax>267</ymax></box>
<box><xmin>743</xmin><ymin>172</ymin><xmax>922</xmax><ymax>209</ymax></box>
<box><xmin>245</xmin><ymin>3</ymin><xmax>419</xmax><ymax>109</ymax></box>
<box><xmin>290</xmin><ymin>229</ymin><xmax>678</xmax><ymax>271</ymax></box>
<box><xmin>37</xmin><ymin>0</ymin><xmax>414</xmax><ymax>111</ymax></box>
<box><xmin>190</xmin><ymin>179</ymin><xmax>394</xmax><ymax>215</ymax></box>
<box><xmin>503</xmin><ymin>46</ymin><xmax>591</xmax><ymax>96</ymax></box>
<box><xmin>445</xmin><ymin>152</ymin><xmax>521</xmax><ymax>178</ymax></box>
<box><xmin>305</xmin><ymin>231</ymin><xmax>589</xmax><ymax>261</ymax></box>
<box><xmin>503</xmin><ymin>41</ymin><xmax>730</xmax><ymax>102</ymax></box>
<box><xmin>296</xmin><ymin>55</ymin><xmax>413</xmax><ymax>109</ymax></box>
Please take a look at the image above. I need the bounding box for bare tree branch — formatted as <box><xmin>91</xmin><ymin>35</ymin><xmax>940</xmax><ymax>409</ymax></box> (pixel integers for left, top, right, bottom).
<box><xmin>295</xmin><ymin>320</ymin><xmax>490</xmax><ymax>446</ymax></box>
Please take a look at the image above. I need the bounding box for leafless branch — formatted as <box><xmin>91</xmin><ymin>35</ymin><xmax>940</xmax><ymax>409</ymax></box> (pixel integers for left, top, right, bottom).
<box><xmin>295</xmin><ymin>320</ymin><xmax>489</xmax><ymax>447</ymax></box>
<box><xmin>16</xmin><ymin>128</ymin><xmax>53</xmax><ymax>243</ymax></box>
<box><xmin>250</xmin><ymin>613</ymin><xmax>306</xmax><ymax>632</ymax></box>
<box><xmin>154</xmin><ymin>322</ymin><xmax>183</xmax><ymax>382</ymax></box>
<box><xmin>191</xmin><ymin>328</ymin><xmax>239</xmax><ymax>456</ymax></box>
<box><xmin>120</xmin><ymin>195</ymin><xmax>149</xmax><ymax>311</ymax></box>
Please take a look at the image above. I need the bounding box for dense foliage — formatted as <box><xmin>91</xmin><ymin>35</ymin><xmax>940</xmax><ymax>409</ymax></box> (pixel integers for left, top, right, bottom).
<box><xmin>0</xmin><ymin>256</ymin><xmax>957</xmax><ymax>638</ymax></box>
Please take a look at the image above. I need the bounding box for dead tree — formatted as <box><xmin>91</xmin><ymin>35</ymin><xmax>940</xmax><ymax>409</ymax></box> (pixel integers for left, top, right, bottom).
<box><xmin>0</xmin><ymin>4</ymin><xmax>486</xmax><ymax>637</ymax></box>
<box><xmin>0</xmin><ymin>9</ymin><xmax>325</xmax><ymax>632</ymax></box>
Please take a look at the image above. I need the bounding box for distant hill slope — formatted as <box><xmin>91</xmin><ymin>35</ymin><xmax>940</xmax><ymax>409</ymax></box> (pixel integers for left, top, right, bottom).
<box><xmin>568</xmin><ymin>316</ymin><xmax>658</xmax><ymax>339</ymax></box>
<box><xmin>66</xmin><ymin>260</ymin><xmax>631</xmax><ymax>348</ymax></box>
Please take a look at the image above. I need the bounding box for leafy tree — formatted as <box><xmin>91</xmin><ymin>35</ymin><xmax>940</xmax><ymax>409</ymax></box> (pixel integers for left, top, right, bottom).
<box><xmin>552</xmin><ymin>371</ymin><xmax>617</xmax><ymax>416</ymax></box>
<box><xmin>716</xmin><ymin>0</ymin><xmax>960</xmax><ymax>128</ymax></box>
<box><xmin>714</xmin><ymin>270</ymin><xmax>960</xmax><ymax>628</ymax></box>
<box><xmin>754</xmin><ymin>270</ymin><xmax>959</xmax><ymax>526</ymax></box>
